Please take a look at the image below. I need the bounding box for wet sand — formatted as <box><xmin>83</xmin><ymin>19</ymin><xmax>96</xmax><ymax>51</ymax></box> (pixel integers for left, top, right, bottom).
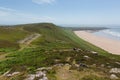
<box><xmin>74</xmin><ymin>31</ymin><xmax>120</xmax><ymax>55</ymax></box>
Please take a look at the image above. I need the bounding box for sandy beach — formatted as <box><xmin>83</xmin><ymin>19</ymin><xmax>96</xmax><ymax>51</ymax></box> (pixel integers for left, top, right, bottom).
<box><xmin>74</xmin><ymin>31</ymin><xmax>120</xmax><ymax>55</ymax></box>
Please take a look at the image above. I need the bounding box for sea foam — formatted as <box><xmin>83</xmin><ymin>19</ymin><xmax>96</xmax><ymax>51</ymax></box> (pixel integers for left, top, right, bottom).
<box><xmin>102</xmin><ymin>30</ymin><xmax>120</xmax><ymax>38</ymax></box>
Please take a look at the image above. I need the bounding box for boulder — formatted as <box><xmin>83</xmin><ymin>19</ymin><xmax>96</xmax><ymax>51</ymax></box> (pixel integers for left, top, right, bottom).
<box><xmin>25</xmin><ymin>70</ymin><xmax>48</xmax><ymax>80</ymax></box>
<box><xmin>109</xmin><ymin>68</ymin><xmax>120</xmax><ymax>74</ymax></box>
<box><xmin>115</xmin><ymin>62</ymin><xmax>120</xmax><ymax>65</ymax></box>
<box><xmin>110</xmin><ymin>74</ymin><xmax>118</xmax><ymax>79</ymax></box>
<box><xmin>83</xmin><ymin>55</ymin><xmax>90</xmax><ymax>59</ymax></box>
<box><xmin>5</xmin><ymin>71</ymin><xmax>20</xmax><ymax>77</ymax></box>
<box><xmin>25</xmin><ymin>74</ymin><xmax>35</xmax><ymax>80</ymax></box>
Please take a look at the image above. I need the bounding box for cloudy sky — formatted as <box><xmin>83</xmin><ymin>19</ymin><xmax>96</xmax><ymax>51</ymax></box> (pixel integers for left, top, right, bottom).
<box><xmin>0</xmin><ymin>0</ymin><xmax>120</xmax><ymax>25</ymax></box>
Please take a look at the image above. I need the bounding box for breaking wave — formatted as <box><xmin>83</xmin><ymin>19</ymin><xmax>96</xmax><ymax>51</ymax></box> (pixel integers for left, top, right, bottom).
<box><xmin>102</xmin><ymin>30</ymin><xmax>120</xmax><ymax>38</ymax></box>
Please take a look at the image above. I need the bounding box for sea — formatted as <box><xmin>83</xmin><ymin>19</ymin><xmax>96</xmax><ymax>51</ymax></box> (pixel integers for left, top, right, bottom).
<box><xmin>93</xmin><ymin>26</ymin><xmax>120</xmax><ymax>41</ymax></box>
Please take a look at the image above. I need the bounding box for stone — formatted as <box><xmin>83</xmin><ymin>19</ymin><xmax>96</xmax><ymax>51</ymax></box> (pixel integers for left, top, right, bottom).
<box><xmin>36</xmin><ymin>71</ymin><xmax>44</xmax><ymax>77</ymax></box>
<box><xmin>115</xmin><ymin>62</ymin><xmax>120</xmax><ymax>65</ymax></box>
<box><xmin>101</xmin><ymin>64</ymin><xmax>105</xmax><ymax>67</ymax></box>
<box><xmin>79</xmin><ymin>63</ymin><xmax>88</xmax><ymax>68</ymax></box>
<box><xmin>5</xmin><ymin>71</ymin><xmax>20</xmax><ymax>77</ymax></box>
<box><xmin>83</xmin><ymin>55</ymin><xmax>90</xmax><ymax>59</ymax></box>
<box><xmin>37</xmin><ymin>67</ymin><xmax>52</xmax><ymax>71</ymax></box>
<box><xmin>6</xmin><ymin>74</ymin><xmax>12</xmax><ymax>77</ymax></box>
<box><xmin>40</xmin><ymin>76</ymin><xmax>48</xmax><ymax>80</ymax></box>
<box><xmin>25</xmin><ymin>70</ymin><xmax>48</xmax><ymax>80</ymax></box>
<box><xmin>92</xmin><ymin>64</ymin><xmax>96</xmax><ymax>67</ymax></box>
<box><xmin>25</xmin><ymin>74</ymin><xmax>35</xmax><ymax>80</ymax></box>
<box><xmin>73</xmin><ymin>48</ymin><xmax>81</xmax><ymax>52</ymax></box>
<box><xmin>107</xmin><ymin>66</ymin><xmax>111</xmax><ymax>68</ymax></box>
<box><xmin>110</xmin><ymin>74</ymin><xmax>118</xmax><ymax>79</ymax></box>
<box><xmin>91</xmin><ymin>51</ymin><xmax>98</xmax><ymax>55</ymax></box>
<box><xmin>109</xmin><ymin>68</ymin><xmax>120</xmax><ymax>73</ymax></box>
<box><xmin>3</xmin><ymin>70</ymin><xmax>10</xmax><ymax>76</ymax></box>
<box><xmin>75</xmin><ymin>64</ymin><xmax>79</xmax><ymax>68</ymax></box>
<box><xmin>11</xmin><ymin>72</ymin><xmax>20</xmax><ymax>76</ymax></box>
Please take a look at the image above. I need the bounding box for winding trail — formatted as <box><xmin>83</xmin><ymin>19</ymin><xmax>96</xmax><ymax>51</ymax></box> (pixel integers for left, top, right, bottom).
<box><xmin>18</xmin><ymin>33</ymin><xmax>40</xmax><ymax>45</ymax></box>
<box><xmin>18</xmin><ymin>33</ymin><xmax>41</xmax><ymax>50</ymax></box>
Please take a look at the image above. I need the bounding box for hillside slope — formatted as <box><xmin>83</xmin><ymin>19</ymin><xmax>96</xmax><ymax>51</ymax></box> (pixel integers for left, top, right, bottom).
<box><xmin>0</xmin><ymin>23</ymin><xmax>120</xmax><ymax>80</ymax></box>
<box><xmin>0</xmin><ymin>26</ymin><xmax>31</xmax><ymax>49</ymax></box>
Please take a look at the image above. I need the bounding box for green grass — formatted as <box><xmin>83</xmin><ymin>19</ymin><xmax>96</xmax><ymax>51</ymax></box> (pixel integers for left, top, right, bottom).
<box><xmin>0</xmin><ymin>27</ymin><xmax>30</xmax><ymax>42</ymax></box>
<box><xmin>0</xmin><ymin>46</ymin><xmax>119</xmax><ymax>75</ymax></box>
<box><xmin>0</xmin><ymin>26</ymin><xmax>31</xmax><ymax>49</ymax></box>
<box><xmin>22</xmin><ymin>23</ymin><xmax>78</xmax><ymax>49</ymax></box>
<box><xmin>63</xmin><ymin>29</ymin><xmax>120</xmax><ymax>60</ymax></box>
<box><xmin>0</xmin><ymin>23</ymin><xmax>120</xmax><ymax>80</ymax></box>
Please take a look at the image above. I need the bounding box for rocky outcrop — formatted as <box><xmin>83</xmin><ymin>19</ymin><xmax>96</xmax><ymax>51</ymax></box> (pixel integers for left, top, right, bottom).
<box><xmin>3</xmin><ymin>71</ymin><xmax>20</xmax><ymax>77</ymax></box>
<box><xmin>25</xmin><ymin>71</ymin><xmax>48</xmax><ymax>80</ymax></box>
<box><xmin>109</xmin><ymin>68</ymin><xmax>120</xmax><ymax>74</ymax></box>
<box><xmin>110</xmin><ymin>74</ymin><xmax>118</xmax><ymax>79</ymax></box>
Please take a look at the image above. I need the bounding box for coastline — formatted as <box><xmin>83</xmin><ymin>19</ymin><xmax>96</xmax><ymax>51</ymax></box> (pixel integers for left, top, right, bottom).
<box><xmin>74</xmin><ymin>31</ymin><xmax>120</xmax><ymax>55</ymax></box>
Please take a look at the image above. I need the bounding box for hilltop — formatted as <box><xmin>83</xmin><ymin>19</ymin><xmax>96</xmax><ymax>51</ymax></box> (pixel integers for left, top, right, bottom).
<box><xmin>0</xmin><ymin>23</ymin><xmax>120</xmax><ymax>80</ymax></box>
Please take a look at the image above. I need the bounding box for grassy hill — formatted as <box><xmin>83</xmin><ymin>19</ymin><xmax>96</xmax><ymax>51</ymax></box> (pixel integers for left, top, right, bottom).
<box><xmin>0</xmin><ymin>26</ymin><xmax>31</xmax><ymax>49</ymax></box>
<box><xmin>0</xmin><ymin>23</ymin><xmax>120</xmax><ymax>80</ymax></box>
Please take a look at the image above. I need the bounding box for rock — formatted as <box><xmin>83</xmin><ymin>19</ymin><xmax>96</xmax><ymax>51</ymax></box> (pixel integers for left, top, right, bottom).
<box><xmin>53</xmin><ymin>63</ymin><xmax>64</xmax><ymax>67</ymax></box>
<box><xmin>39</xmin><ymin>76</ymin><xmax>48</xmax><ymax>80</ymax></box>
<box><xmin>73</xmin><ymin>48</ymin><xmax>81</xmax><ymax>52</ymax></box>
<box><xmin>79</xmin><ymin>63</ymin><xmax>88</xmax><ymax>68</ymax></box>
<box><xmin>37</xmin><ymin>67</ymin><xmax>52</xmax><ymax>71</ymax></box>
<box><xmin>110</xmin><ymin>74</ymin><xmax>118</xmax><ymax>79</ymax></box>
<box><xmin>83</xmin><ymin>55</ymin><xmax>90</xmax><ymax>59</ymax></box>
<box><xmin>101</xmin><ymin>64</ymin><xmax>105</xmax><ymax>67</ymax></box>
<box><xmin>109</xmin><ymin>68</ymin><xmax>120</xmax><ymax>73</ymax></box>
<box><xmin>36</xmin><ymin>71</ymin><xmax>44</xmax><ymax>77</ymax></box>
<box><xmin>25</xmin><ymin>70</ymin><xmax>48</xmax><ymax>80</ymax></box>
<box><xmin>92</xmin><ymin>64</ymin><xmax>96</xmax><ymax>67</ymax></box>
<box><xmin>107</xmin><ymin>66</ymin><xmax>111</xmax><ymax>68</ymax></box>
<box><xmin>115</xmin><ymin>62</ymin><xmax>120</xmax><ymax>65</ymax></box>
<box><xmin>73</xmin><ymin>48</ymin><xmax>77</xmax><ymax>50</ymax></box>
<box><xmin>12</xmin><ymin>72</ymin><xmax>20</xmax><ymax>76</ymax></box>
<box><xmin>75</xmin><ymin>64</ymin><xmax>79</xmax><ymax>68</ymax></box>
<box><xmin>5</xmin><ymin>71</ymin><xmax>20</xmax><ymax>77</ymax></box>
<box><xmin>91</xmin><ymin>51</ymin><xmax>98</xmax><ymax>55</ymax></box>
<box><xmin>3</xmin><ymin>70</ymin><xmax>10</xmax><ymax>76</ymax></box>
<box><xmin>6</xmin><ymin>74</ymin><xmax>12</xmax><ymax>77</ymax></box>
<box><xmin>65</xmin><ymin>63</ymin><xmax>71</xmax><ymax>66</ymax></box>
<box><xmin>25</xmin><ymin>74</ymin><xmax>35</xmax><ymax>80</ymax></box>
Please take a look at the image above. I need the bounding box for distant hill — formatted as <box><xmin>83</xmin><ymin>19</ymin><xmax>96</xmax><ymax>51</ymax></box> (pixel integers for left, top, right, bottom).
<box><xmin>64</xmin><ymin>27</ymin><xmax>108</xmax><ymax>31</ymax></box>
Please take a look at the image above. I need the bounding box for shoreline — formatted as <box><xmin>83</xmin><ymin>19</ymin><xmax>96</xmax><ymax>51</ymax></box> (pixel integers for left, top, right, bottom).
<box><xmin>74</xmin><ymin>31</ymin><xmax>120</xmax><ymax>55</ymax></box>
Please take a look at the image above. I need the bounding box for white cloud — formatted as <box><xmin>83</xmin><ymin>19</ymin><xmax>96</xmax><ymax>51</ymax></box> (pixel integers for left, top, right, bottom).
<box><xmin>32</xmin><ymin>0</ymin><xmax>55</xmax><ymax>4</ymax></box>
<box><xmin>0</xmin><ymin>7</ymin><xmax>55</xmax><ymax>24</ymax></box>
<box><xmin>0</xmin><ymin>7</ymin><xmax>16</xmax><ymax>12</ymax></box>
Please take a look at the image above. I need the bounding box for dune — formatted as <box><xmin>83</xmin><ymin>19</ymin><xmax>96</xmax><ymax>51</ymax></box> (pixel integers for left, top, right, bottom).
<box><xmin>74</xmin><ymin>31</ymin><xmax>120</xmax><ymax>55</ymax></box>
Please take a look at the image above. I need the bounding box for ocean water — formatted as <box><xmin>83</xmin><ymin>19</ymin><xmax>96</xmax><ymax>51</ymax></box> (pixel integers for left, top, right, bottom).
<box><xmin>93</xmin><ymin>27</ymin><xmax>120</xmax><ymax>41</ymax></box>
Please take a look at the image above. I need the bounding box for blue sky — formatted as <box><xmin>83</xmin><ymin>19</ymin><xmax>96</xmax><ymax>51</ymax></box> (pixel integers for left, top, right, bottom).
<box><xmin>0</xmin><ymin>0</ymin><xmax>120</xmax><ymax>25</ymax></box>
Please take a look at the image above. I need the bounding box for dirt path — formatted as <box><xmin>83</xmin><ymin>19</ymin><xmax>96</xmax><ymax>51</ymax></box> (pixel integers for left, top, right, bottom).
<box><xmin>0</xmin><ymin>33</ymin><xmax>40</xmax><ymax>60</ymax></box>
<box><xmin>18</xmin><ymin>33</ymin><xmax>40</xmax><ymax>45</ymax></box>
<box><xmin>18</xmin><ymin>33</ymin><xmax>41</xmax><ymax>50</ymax></box>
